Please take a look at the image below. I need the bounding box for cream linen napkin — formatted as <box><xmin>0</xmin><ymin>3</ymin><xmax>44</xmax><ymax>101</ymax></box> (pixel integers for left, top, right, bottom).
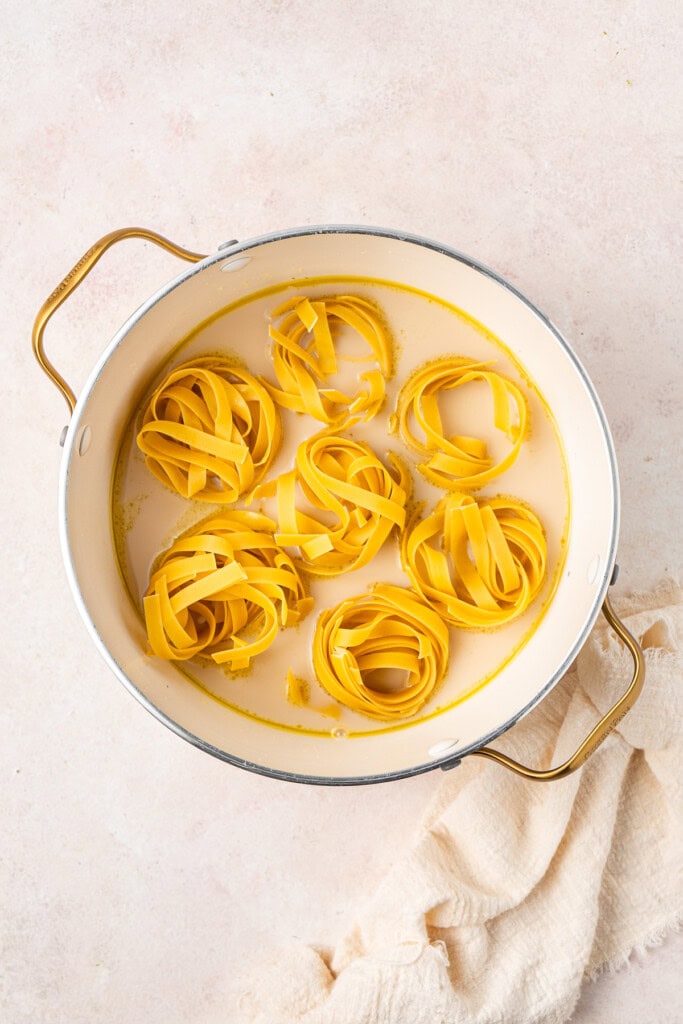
<box><xmin>237</xmin><ymin>582</ymin><xmax>682</xmax><ymax>1024</ymax></box>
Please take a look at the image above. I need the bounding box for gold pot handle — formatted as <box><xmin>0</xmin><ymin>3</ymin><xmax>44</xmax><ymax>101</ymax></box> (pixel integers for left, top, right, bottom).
<box><xmin>32</xmin><ymin>227</ymin><xmax>207</xmax><ymax>414</ymax></box>
<box><xmin>470</xmin><ymin>594</ymin><xmax>645</xmax><ymax>781</ymax></box>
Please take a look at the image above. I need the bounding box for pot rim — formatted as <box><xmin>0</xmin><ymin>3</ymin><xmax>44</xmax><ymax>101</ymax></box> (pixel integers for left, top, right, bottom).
<box><xmin>58</xmin><ymin>223</ymin><xmax>620</xmax><ymax>784</ymax></box>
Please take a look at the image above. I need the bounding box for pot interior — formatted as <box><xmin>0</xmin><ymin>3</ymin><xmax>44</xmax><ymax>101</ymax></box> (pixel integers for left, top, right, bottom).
<box><xmin>60</xmin><ymin>227</ymin><xmax>617</xmax><ymax>782</ymax></box>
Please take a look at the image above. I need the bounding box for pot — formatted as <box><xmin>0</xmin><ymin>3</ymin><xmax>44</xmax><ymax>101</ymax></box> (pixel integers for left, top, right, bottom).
<box><xmin>34</xmin><ymin>225</ymin><xmax>644</xmax><ymax>784</ymax></box>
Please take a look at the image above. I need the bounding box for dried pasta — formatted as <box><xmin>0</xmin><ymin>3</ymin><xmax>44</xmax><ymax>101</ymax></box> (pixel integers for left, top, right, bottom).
<box><xmin>143</xmin><ymin>511</ymin><xmax>312</xmax><ymax>669</ymax></box>
<box><xmin>134</xmin><ymin>293</ymin><xmax>554</xmax><ymax>725</ymax></box>
<box><xmin>392</xmin><ymin>357</ymin><xmax>528</xmax><ymax>489</ymax></box>
<box><xmin>401</xmin><ymin>492</ymin><xmax>547</xmax><ymax>628</ymax></box>
<box><xmin>137</xmin><ymin>358</ymin><xmax>282</xmax><ymax>502</ymax></box>
<box><xmin>254</xmin><ymin>430</ymin><xmax>411</xmax><ymax>576</ymax></box>
<box><xmin>312</xmin><ymin>584</ymin><xmax>450</xmax><ymax>720</ymax></box>
<box><xmin>285</xmin><ymin>668</ymin><xmax>341</xmax><ymax>720</ymax></box>
<box><xmin>264</xmin><ymin>295</ymin><xmax>392</xmax><ymax>426</ymax></box>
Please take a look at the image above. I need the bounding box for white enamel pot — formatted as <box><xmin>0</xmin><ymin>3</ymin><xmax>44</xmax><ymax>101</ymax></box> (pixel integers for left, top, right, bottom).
<box><xmin>34</xmin><ymin>225</ymin><xmax>644</xmax><ymax>785</ymax></box>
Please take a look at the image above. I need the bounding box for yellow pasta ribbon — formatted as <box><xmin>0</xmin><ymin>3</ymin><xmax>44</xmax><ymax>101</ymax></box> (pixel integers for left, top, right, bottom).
<box><xmin>392</xmin><ymin>357</ymin><xmax>528</xmax><ymax>489</ymax></box>
<box><xmin>143</xmin><ymin>511</ymin><xmax>312</xmax><ymax>668</ymax></box>
<box><xmin>137</xmin><ymin>358</ymin><xmax>282</xmax><ymax>502</ymax></box>
<box><xmin>256</xmin><ymin>430</ymin><xmax>411</xmax><ymax>576</ymax></box>
<box><xmin>401</xmin><ymin>492</ymin><xmax>547</xmax><ymax>628</ymax></box>
<box><xmin>312</xmin><ymin>584</ymin><xmax>450</xmax><ymax>720</ymax></box>
<box><xmin>285</xmin><ymin>668</ymin><xmax>342</xmax><ymax>720</ymax></box>
<box><xmin>264</xmin><ymin>295</ymin><xmax>392</xmax><ymax>426</ymax></box>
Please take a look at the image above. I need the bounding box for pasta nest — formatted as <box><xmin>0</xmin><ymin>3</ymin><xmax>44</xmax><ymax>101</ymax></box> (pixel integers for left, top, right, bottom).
<box><xmin>137</xmin><ymin>358</ymin><xmax>282</xmax><ymax>502</ymax></box>
<box><xmin>401</xmin><ymin>492</ymin><xmax>547</xmax><ymax>628</ymax></box>
<box><xmin>264</xmin><ymin>295</ymin><xmax>392</xmax><ymax>426</ymax></box>
<box><xmin>312</xmin><ymin>584</ymin><xmax>450</xmax><ymax>720</ymax></box>
<box><xmin>143</xmin><ymin>511</ymin><xmax>312</xmax><ymax>669</ymax></box>
<box><xmin>254</xmin><ymin>430</ymin><xmax>411</xmax><ymax>576</ymax></box>
<box><xmin>392</xmin><ymin>357</ymin><xmax>528</xmax><ymax>489</ymax></box>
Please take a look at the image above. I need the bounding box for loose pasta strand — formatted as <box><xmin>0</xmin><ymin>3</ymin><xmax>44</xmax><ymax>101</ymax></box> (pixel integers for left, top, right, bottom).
<box><xmin>312</xmin><ymin>584</ymin><xmax>450</xmax><ymax>720</ymax></box>
<box><xmin>401</xmin><ymin>492</ymin><xmax>547</xmax><ymax>628</ymax></box>
<box><xmin>392</xmin><ymin>357</ymin><xmax>529</xmax><ymax>489</ymax></box>
<box><xmin>143</xmin><ymin>510</ymin><xmax>312</xmax><ymax>668</ymax></box>
<box><xmin>137</xmin><ymin>358</ymin><xmax>282</xmax><ymax>502</ymax></box>
<box><xmin>263</xmin><ymin>295</ymin><xmax>393</xmax><ymax>427</ymax></box>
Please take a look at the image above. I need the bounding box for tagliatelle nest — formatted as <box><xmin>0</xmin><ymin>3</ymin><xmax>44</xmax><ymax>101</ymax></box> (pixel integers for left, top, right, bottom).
<box><xmin>401</xmin><ymin>492</ymin><xmax>547</xmax><ymax>628</ymax></box>
<box><xmin>143</xmin><ymin>511</ymin><xmax>312</xmax><ymax>669</ymax></box>
<box><xmin>253</xmin><ymin>429</ymin><xmax>411</xmax><ymax>576</ymax></box>
<box><xmin>136</xmin><ymin>290</ymin><xmax>553</xmax><ymax>725</ymax></box>
<box><xmin>312</xmin><ymin>584</ymin><xmax>450</xmax><ymax>720</ymax></box>
<box><xmin>264</xmin><ymin>295</ymin><xmax>392</xmax><ymax>427</ymax></box>
<box><xmin>392</xmin><ymin>357</ymin><xmax>528</xmax><ymax>489</ymax></box>
<box><xmin>137</xmin><ymin>358</ymin><xmax>282</xmax><ymax>502</ymax></box>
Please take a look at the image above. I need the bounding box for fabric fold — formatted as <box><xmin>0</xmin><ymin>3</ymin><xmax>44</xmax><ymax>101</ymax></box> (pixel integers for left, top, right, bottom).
<box><xmin>235</xmin><ymin>583</ymin><xmax>683</xmax><ymax>1024</ymax></box>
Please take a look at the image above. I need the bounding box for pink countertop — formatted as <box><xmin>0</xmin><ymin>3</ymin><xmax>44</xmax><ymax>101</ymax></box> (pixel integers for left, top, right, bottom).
<box><xmin>2</xmin><ymin>2</ymin><xmax>681</xmax><ymax>1021</ymax></box>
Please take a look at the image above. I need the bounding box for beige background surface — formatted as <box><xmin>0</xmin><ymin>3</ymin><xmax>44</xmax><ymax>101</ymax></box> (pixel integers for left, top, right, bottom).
<box><xmin>2</xmin><ymin>2</ymin><xmax>681</xmax><ymax>1021</ymax></box>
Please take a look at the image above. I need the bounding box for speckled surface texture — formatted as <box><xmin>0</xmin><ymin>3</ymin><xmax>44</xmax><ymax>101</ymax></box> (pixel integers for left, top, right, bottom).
<box><xmin>2</xmin><ymin>2</ymin><xmax>681</xmax><ymax>1021</ymax></box>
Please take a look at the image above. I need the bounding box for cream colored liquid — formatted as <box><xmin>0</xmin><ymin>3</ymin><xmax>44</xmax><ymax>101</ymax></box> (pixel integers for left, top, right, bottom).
<box><xmin>112</xmin><ymin>276</ymin><xmax>570</xmax><ymax>737</ymax></box>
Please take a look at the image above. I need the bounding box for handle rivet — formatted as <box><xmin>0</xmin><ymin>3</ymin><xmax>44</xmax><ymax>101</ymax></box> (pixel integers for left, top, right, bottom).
<box><xmin>220</xmin><ymin>256</ymin><xmax>251</xmax><ymax>273</ymax></box>
<box><xmin>78</xmin><ymin>425</ymin><xmax>92</xmax><ymax>456</ymax></box>
<box><xmin>59</xmin><ymin>425</ymin><xmax>68</xmax><ymax>447</ymax></box>
<box><xmin>587</xmin><ymin>554</ymin><xmax>601</xmax><ymax>584</ymax></box>
<box><xmin>428</xmin><ymin>739</ymin><xmax>460</xmax><ymax>756</ymax></box>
